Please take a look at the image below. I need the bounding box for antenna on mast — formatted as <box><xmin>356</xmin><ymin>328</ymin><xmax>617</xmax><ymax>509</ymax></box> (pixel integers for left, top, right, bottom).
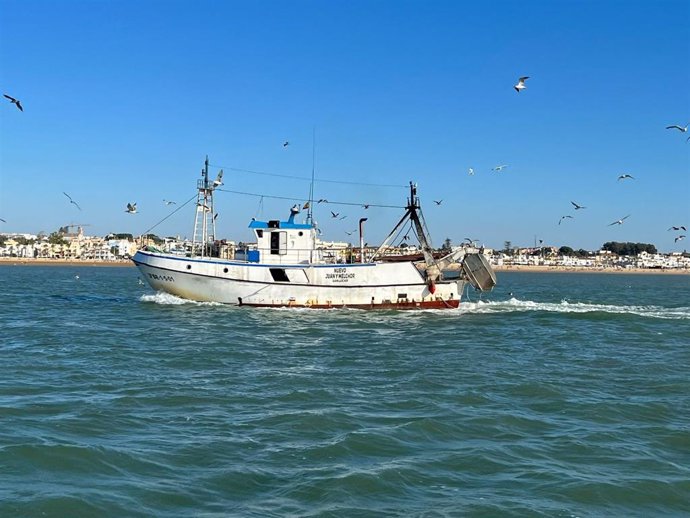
<box><xmin>307</xmin><ymin>127</ymin><xmax>316</xmax><ymax>226</ymax></box>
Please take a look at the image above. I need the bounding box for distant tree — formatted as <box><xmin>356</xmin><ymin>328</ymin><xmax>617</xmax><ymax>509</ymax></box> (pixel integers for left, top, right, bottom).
<box><xmin>602</xmin><ymin>241</ymin><xmax>657</xmax><ymax>256</ymax></box>
<box><xmin>143</xmin><ymin>233</ymin><xmax>164</xmax><ymax>244</ymax></box>
<box><xmin>576</xmin><ymin>249</ymin><xmax>590</xmax><ymax>258</ymax></box>
<box><xmin>48</xmin><ymin>232</ymin><xmax>67</xmax><ymax>245</ymax></box>
<box><xmin>503</xmin><ymin>241</ymin><xmax>513</xmax><ymax>255</ymax></box>
<box><xmin>559</xmin><ymin>246</ymin><xmax>574</xmax><ymax>256</ymax></box>
<box><xmin>440</xmin><ymin>238</ymin><xmax>452</xmax><ymax>253</ymax></box>
<box><xmin>15</xmin><ymin>236</ymin><xmax>35</xmax><ymax>246</ymax></box>
<box><xmin>111</xmin><ymin>233</ymin><xmax>134</xmax><ymax>241</ymax></box>
<box><xmin>0</xmin><ymin>235</ymin><xmax>7</xmax><ymax>246</ymax></box>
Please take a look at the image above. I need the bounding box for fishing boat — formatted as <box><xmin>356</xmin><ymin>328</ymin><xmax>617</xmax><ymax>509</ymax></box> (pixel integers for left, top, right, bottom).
<box><xmin>132</xmin><ymin>158</ymin><xmax>496</xmax><ymax>309</ymax></box>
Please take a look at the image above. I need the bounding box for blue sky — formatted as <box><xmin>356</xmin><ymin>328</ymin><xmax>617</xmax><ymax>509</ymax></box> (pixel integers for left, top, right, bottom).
<box><xmin>1</xmin><ymin>0</ymin><xmax>688</xmax><ymax>252</ymax></box>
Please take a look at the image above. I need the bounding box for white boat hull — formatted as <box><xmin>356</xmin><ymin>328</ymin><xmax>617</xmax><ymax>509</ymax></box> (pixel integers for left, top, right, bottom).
<box><xmin>133</xmin><ymin>250</ymin><xmax>465</xmax><ymax>309</ymax></box>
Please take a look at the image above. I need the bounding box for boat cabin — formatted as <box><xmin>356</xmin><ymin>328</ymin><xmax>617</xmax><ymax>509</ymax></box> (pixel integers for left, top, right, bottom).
<box><xmin>247</xmin><ymin>207</ymin><xmax>316</xmax><ymax>264</ymax></box>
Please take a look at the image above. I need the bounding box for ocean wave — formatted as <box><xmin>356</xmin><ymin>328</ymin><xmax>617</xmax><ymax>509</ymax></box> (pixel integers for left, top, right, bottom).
<box><xmin>458</xmin><ymin>298</ymin><xmax>690</xmax><ymax>320</ymax></box>
<box><xmin>139</xmin><ymin>292</ymin><xmax>222</xmax><ymax>306</ymax></box>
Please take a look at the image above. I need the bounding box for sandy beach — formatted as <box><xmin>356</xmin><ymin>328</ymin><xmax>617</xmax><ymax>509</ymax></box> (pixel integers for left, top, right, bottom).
<box><xmin>492</xmin><ymin>265</ymin><xmax>690</xmax><ymax>275</ymax></box>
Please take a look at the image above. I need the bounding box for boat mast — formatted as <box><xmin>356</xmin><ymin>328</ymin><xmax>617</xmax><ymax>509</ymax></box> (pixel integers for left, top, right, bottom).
<box><xmin>307</xmin><ymin>127</ymin><xmax>316</xmax><ymax>226</ymax></box>
<box><xmin>407</xmin><ymin>182</ymin><xmax>435</xmax><ymax>267</ymax></box>
<box><xmin>192</xmin><ymin>156</ymin><xmax>215</xmax><ymax>258</ymax></box>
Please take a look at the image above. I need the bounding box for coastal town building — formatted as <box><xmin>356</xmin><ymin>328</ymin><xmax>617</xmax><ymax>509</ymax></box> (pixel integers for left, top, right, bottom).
<box><xmin>1</xmin><ymin>230</ymin><xmax>688</xmax><ymax>270</ymax></box>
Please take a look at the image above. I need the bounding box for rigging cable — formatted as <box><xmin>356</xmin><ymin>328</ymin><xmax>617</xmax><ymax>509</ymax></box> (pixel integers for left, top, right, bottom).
<box><xmin>208</xmin><ymin>163</ymin><xmax>407</xmax><ymax>188</ymax></box>
<box><xmin>140</xmin><ymin>193</ymin><xmax>198</xmax><ymax>237</ymax></box>
<box><xmin>215</xmin><ymin>187</ymin><xmax>405</xmax><ymax>209</ymax></box>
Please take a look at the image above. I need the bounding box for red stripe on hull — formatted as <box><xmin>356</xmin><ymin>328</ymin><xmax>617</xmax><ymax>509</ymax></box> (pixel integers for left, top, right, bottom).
<box><xmin>239</xmin><ymin>299</ymin><xmax>460</xmax><ymax>310</ymax></box>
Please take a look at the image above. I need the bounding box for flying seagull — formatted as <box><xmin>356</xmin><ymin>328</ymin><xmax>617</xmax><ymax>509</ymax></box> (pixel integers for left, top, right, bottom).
<box><xmin>0</xmin><ymin>218</ymin><xmax>5</xmax><ymax>223</ymax></box>
<box><xmin>468</xmin><ymin>167</ymin><xmax>474</xmax><ymax>176</ymax></box>
<box><xmin>434</xmin><ymin>200</ymin><xmax>443</xmax><ymax>205</ymax></box>
<box><xmin>559</xmin><ymin>215</ymin><xmax>574</xmax><ymax>225</ymax></box>
<box><xmin>317</xmin><ymin>198</ymin><xmax>328</xmax><ymax>204</ymax></box>
<box><xmin>492</xmin><ymin>165</ymin><xmax>508</xmax><ymax>172</ymax></box>
<box><xmin>608</xmin><ymin>215</ymin><xmax>630</xmax><ymax>226</ymax></box>
<box><xmin>63</xmin><ymin>192</ymin><xmax>82</xmax><ymax>210</ymax></box>
<box><xmin>339</xmin><ymin>215</ymin><xmax>347</xmax><ymax>220</ymax></box>
<box><xmin>330</xmin><ymin>211</ymin><xmax>339</xmax><ymax>218</ymax></box>
<box><xmin>668</xmin><ymin>225</ymin><xmax>687</xmax><ymax>231</ymax></box>
<box><xmin>363</xmin><ymin>204</ymin><xmax>370</xmax><ymax>209</ymax></box>
<box><xmin>283</xmin><ymin>141</ymin><xmax>289</xmax><ymax>147</ymax></box>
<box><xmin>345</xmin><ymin>229</ymin><xmax>357</xmax><ymax>236</ymax></box>
<box><xmin>571</xmin><ymin>201</ymin><xmax>586</xmax><ymax>210</ymax></box>
<box><xmin>464</xmin><ymin>237</ymin><xmax>478</xmax><ymax>244</ymax></box>
<box><xmin>617</xmin><ymin>174</ymin><xmax>634</xmax><ymax>181</ymax></box>
<box><xmin>3</xmin><ymin>94</ymin><xmax>23</xmax><ymax>111</ymax></box>
<box><xmin>125</xmin><ymin>202</ymin><xmax>137</xmax><ymax>214</ymax></box>
<box><xmin>163</xmin><ymin>199</ymin><xmax>176</xmax><ymax>205</ymax></box>
<box><xmin>514</xmin><ymin>76</ymin><xmax>529</xmax><ymax>93</ymax></box>
<box><xmin>666</xmin><ymin>124</ymin><xmax>688</xmax><ymax>133</ymax></box>
<box><xmin>213</xmin><ymin>169</ymin><xmax>224</xmax><ymax>187</ymax></box>
<box><xmin>675</xmin><ymin>235</ymin><xmax>686</xmax><ymax>243</ymax></box>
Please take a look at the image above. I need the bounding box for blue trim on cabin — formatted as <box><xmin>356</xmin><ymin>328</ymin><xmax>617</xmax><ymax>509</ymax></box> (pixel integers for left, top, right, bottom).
<box><xmin>248</xmin><ymin>220</ymin><xmax>313</xmax><ymax>230</ymax></box>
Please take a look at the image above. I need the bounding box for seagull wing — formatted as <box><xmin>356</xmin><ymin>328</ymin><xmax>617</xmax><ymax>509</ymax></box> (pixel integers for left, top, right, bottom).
<box><xmin>72</xmin><ymin>201</ymin><xmax>82</xmax><ymax>210</ymax></box>
<box><xmin>63</xmin><ymin>192</ymin><xmax>72</xmax><ymax>201</ymax></box>
<box><xmin>519</xmin><ymin>76</ymin><xmax>529</xmax><ymax>82</ymax></box>
<box><xmin>15</xmin><ymin>101</ymin><xmax>23</xmax><ymax>111</ymax></box>
<box><xmin>666</xmin><ymin>125</ymin><xmax>683</xmax><ymax>131</ymax></box>
<box><xmin>621</xmin><ymin>215</ymin><xmax>630</xmax><ymax>221</ymax></box>
<box><xmin>3</xmin><ymin>94</ymin><xmax>16</xmax><ymax>102</ymax></box>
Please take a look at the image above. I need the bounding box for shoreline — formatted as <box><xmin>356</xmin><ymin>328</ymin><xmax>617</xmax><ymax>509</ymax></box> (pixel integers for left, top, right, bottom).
<box><xmin>0</xmin><ymin>258</ymin><xmax>134</xmax><ymax>267</ymax></box>
<box><xmin>1</xmin><ymin>258</ymin><xmax>688</xmax><ymax>274</ymax></box>
<box><xmin>492</xmin><ymin>265</ymin><xmax>690</xmax><ymax>275</ymax></box>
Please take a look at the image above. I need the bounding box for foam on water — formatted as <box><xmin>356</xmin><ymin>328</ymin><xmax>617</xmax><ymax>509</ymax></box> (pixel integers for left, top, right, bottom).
<box><xmin>139</xmin><ymin>291</ymin><xmax>222</xmax><ymax>306</ymax></box>
<box><xmin>457</xmin><ymin>297</ymin><xmax>690</xmax><ymax>320</ymax></box>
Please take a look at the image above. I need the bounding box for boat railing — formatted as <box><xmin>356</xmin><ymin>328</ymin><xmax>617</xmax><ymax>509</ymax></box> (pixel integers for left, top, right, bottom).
<box><xmin>232</xmin><ymin>245</ymin><xmax>355</xmax><ymax>265</ymax></box>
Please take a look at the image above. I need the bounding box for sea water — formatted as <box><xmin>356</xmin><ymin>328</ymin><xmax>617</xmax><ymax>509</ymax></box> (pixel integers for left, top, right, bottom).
<box><xmin>1</xmin><ymin>265</ymin><xmax>689</xmax><ymax>517</ymax></box>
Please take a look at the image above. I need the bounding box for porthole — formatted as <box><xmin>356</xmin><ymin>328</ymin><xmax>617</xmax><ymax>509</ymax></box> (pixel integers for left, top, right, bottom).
<box><xmin>298</xmin><ymin>231</ymin><xmax>303</xmax><ymax>236</ymax></box>
<box><xmin>187</xmin><ymin>264</ymin><xmax>192</xmax><ymax>270</ymax></box>
<box><xmin>223</xmin><ymin>267</ymin><xmax>228</xmax><ymax>273</ymax></box>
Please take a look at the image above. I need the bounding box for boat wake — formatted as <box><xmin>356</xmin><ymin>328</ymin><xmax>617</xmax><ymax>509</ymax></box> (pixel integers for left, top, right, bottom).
<box><xmin>139</xmin><ymin>292</ymin><xmax>223</xmax><ymax>306</ymax></box>
<box><xmin>458</xmin><ymin>298</ymin><xmax>690</xmax><ymax>320</ymax></box>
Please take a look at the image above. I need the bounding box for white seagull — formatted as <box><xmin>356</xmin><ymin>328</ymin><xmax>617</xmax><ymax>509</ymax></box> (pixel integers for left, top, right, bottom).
<box><xmin>559</xmin><ymin>215</ymin><xmax>574</xmax><ymax>225</ymax></box>
<box><xmin>571</xmin><ymin>201</ymin><xmax>586</xmax><ymax>210</ymax></box>
<box><xmin>213</xmin><ymin>169</ymin><xmax>224</xmax><ymax>187</ymax></box>
<box><xmin>665</xmin><ymin>124</ymin><xmax>688</xmax><ymax>133</ymax></box>
<box><xmin>468</xmin><ymin>167</ymin><xmax>474</xmax><ymax>176</ymax></box>
<box><xmin>163</xmin><ymin>199</ymin><xmax>176</xmax><ymax>205</ymax></box>
<box><xmin>492</xmin><ymin>165</ymin><xmax>509</xmax><ymax>172</ymax></box>
<box><xmin>434</xmin><ymin>200</ymin><xmax>443</xmax><ymax>205</ymax></box>
<box><xmin>675</xmin><ymin>235</ymin><xmax>686</xmax><ymax>243</ymax></box>
<box><xmin>668</xmin><ymin>225</ymin><xmax>687</xmax><ymax>232</ymax></box>
<box><xmin>125</xmin><ymin>202</ymin><xmax>137</xmax><ymax>214</ymax></box>
<box><xmin>608</xmin><ymin>215</ymin><xmax>630</xmax><ymax>226</ymax></box>
<box><xmin>617</xmin><ymin>174</ymin><xmax>634</xmax><ymax>181</ymax></box>
<box><xmin>514</xmin><ymin>76</ymin><xmax>529</xmax><ymax>93</ymax></box>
